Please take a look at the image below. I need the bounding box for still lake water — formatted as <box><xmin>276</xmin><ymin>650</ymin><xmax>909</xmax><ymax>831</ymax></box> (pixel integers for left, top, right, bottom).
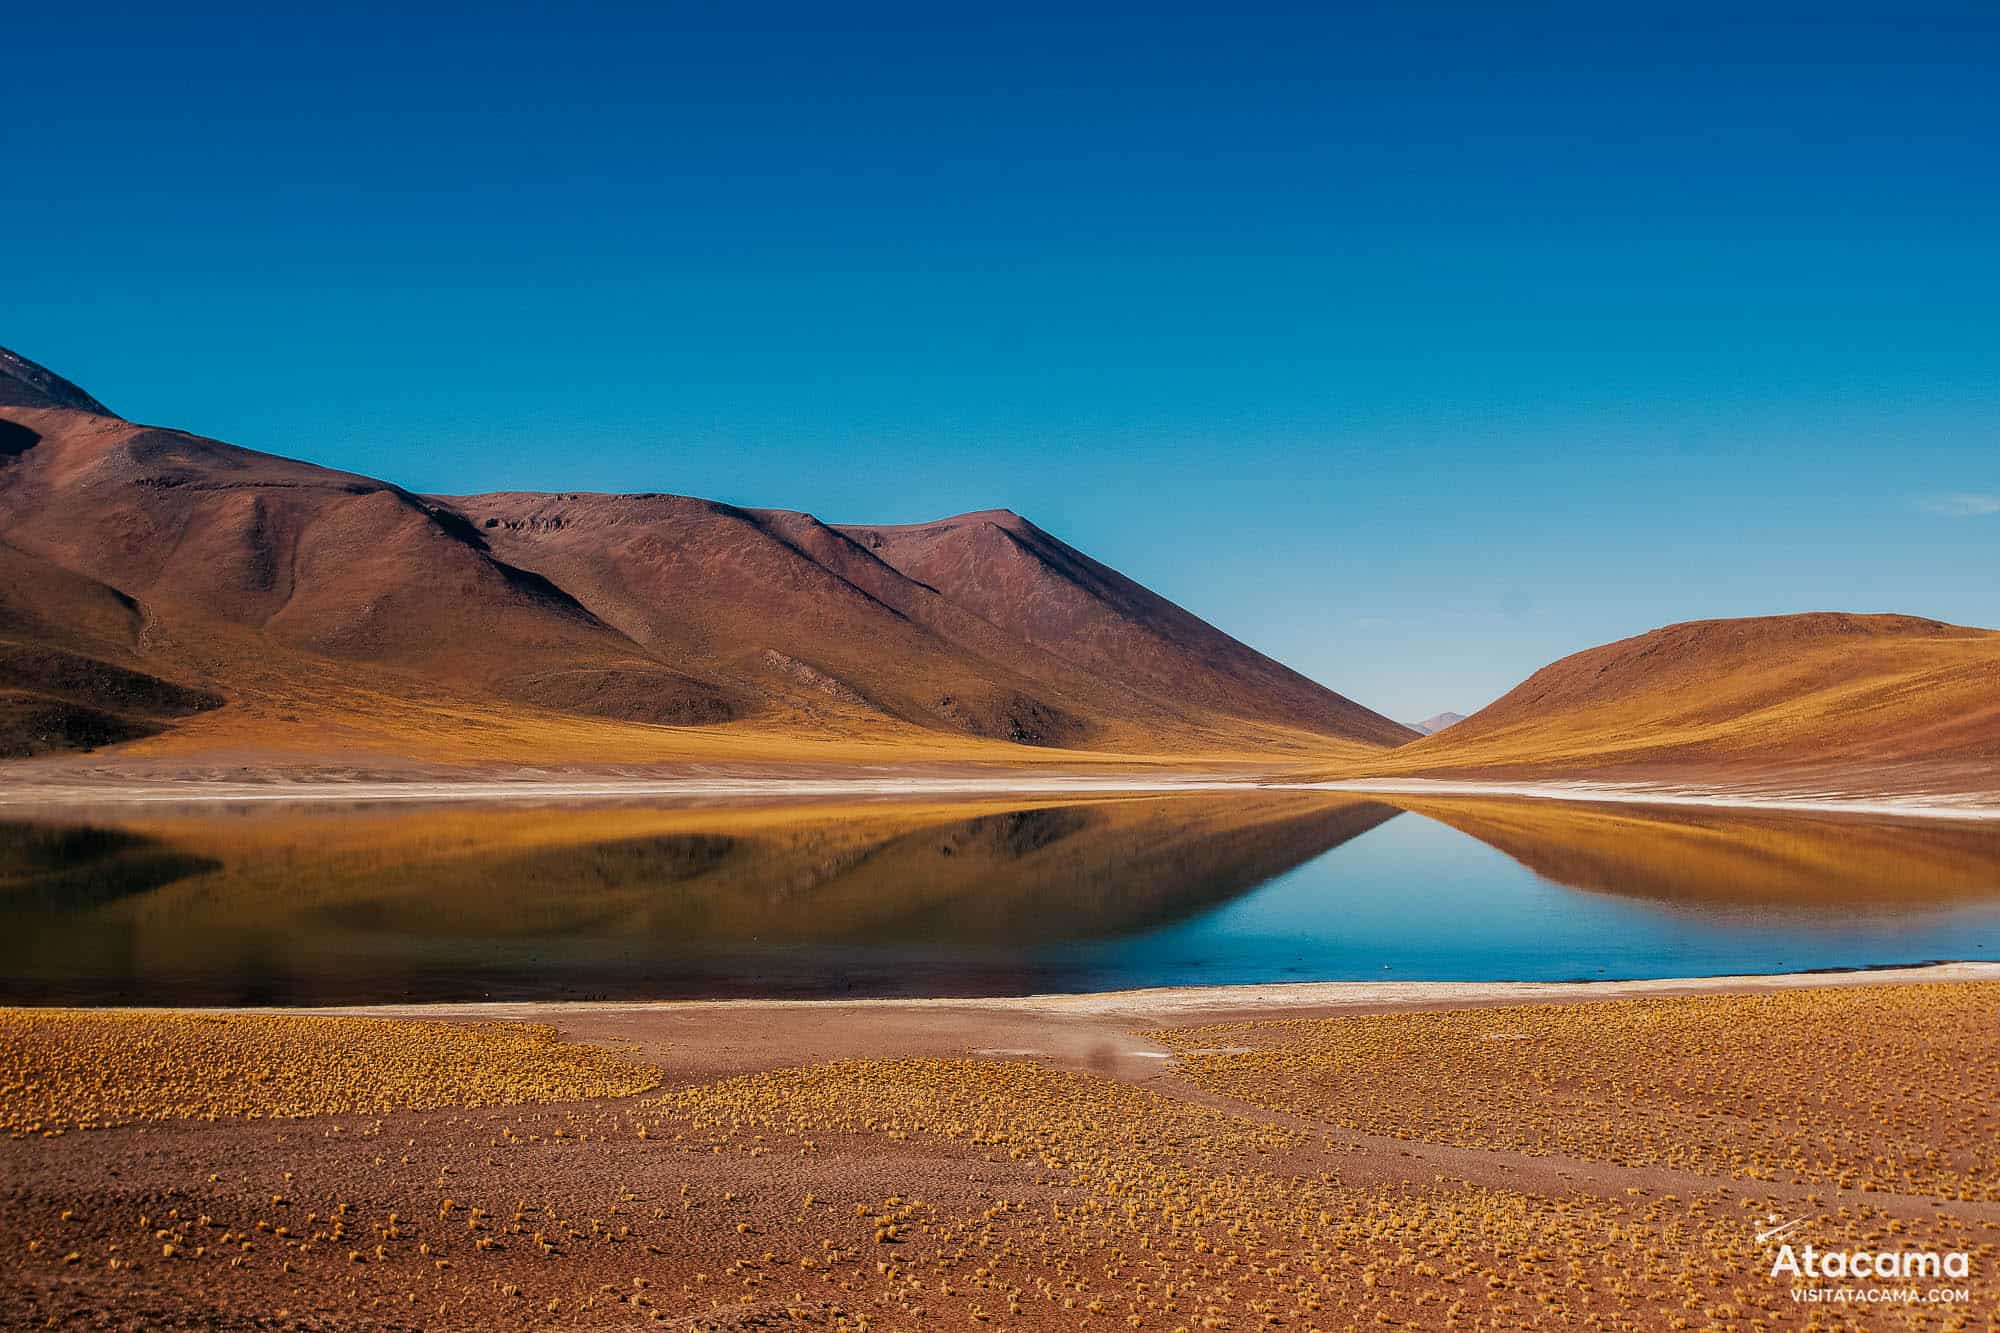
<box><xmin>3</xmin><ymin>791</ymin><xmax>1998</xmax><ymax>1004</ymax></box>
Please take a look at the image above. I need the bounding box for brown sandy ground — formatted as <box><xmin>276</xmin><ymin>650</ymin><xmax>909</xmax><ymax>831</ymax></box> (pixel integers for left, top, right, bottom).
<box><xmin>4</xmin><ymin>973</ymin><xmax>1998</xmax><ymax>1331</ymax></box>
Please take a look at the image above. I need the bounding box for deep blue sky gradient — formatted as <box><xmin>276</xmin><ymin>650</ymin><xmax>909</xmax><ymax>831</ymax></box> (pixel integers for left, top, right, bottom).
<box><xmin>8</xmin><ymin>2</ymin><xmax>1997</xmax><ymax>719</ymax></box>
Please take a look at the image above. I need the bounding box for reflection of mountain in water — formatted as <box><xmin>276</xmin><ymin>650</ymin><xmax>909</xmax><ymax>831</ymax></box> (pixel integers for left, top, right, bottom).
<box><xmin>714</xmin><ymin>797</ymin><xmax>1402</xmax><ymax>943</ymax></box>
<box><xmin>0</xmin><ymin>821</ymin><xmax>220</xmax><ymax>912</ymax></box>
<box><xmin>317</xmin><ymin>832</ymin><xmax>740</xmax><ymax>934</ymax></box>
<box><xmin>12</xmin><ymin>794</ymin><xmax>2000</xmax><ymax>1004</ymax></box>
<box><xmin>1400</xmin><ymin>798</ymin><xmax>2000</xmax><ymax>917</ymax></box>
<box><xmin>0</xmin><ymin>794</ymin><xmax>1401</xmax><ymax>1001</ymax></box>
<box><xmin>88</xmin><ymin>794</ymin><xmax>1397</xmax><ymax>942</ymax></box>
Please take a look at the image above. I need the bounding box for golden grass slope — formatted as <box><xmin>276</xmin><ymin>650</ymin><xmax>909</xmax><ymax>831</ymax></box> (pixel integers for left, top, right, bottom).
<box><xmin>1356</xmin><ymin>613</ymin><xmax>2000</xmax><ymax>790</ymax></box>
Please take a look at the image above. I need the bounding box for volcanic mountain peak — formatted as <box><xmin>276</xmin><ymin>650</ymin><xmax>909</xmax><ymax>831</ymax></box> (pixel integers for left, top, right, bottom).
<box><xmin>0</xmin><ymin>345</ymin><xmax>116</xmax><ymax>416</ymax></box>
<box><xmin>0</xmin><ymin>348</ymin><xmax>1412</xmax><ymax>762</ymax></box>
<box><xmin>1406</xmin><ymin>712</ymin><xmax>1467</xmax><ymax>736</ymax></box>
<box><xmin>836</xmin><ymin>509</ymin><xmax>1417</xmax><ymax>748</ymax></box>
<box><xmin>840</xmin><ymin>506</ymin><xmax>1029</xmax><ymax>533</ymax></box>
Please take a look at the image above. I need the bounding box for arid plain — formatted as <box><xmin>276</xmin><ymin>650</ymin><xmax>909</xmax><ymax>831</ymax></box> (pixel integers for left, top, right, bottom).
<box><xmin>6</xmin><ymin>971</ymin><xmax>1999</xmax><ymax>1331</ymax></box>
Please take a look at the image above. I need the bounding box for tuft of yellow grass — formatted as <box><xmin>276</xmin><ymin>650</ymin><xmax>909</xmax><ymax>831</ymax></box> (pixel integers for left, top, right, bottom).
<box><xmin>0</xmin><ymin>1010</ymin><xmax>658</xmax><ymax>1135</ymax></box>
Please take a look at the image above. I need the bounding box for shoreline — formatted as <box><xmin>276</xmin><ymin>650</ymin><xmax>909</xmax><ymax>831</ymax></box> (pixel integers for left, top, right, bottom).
<box><xmin>1283</xmin><ymin>775</ymin><xmax>2000</xmax><ymax>821</ymax></box>
<box><xmin>0</xmin><ymin>772</ymin><xmax>1260</xmax><ymax>807</ymax></box>
<box><xmin>2</xmin><ymin>770</ymin><xmax>1999</xmax><ymax>821</ymax></box>
<box><xmin>35</xmin><ymin>960</ymin><xmax>2000</xmax><ymax>1024</ymax></box>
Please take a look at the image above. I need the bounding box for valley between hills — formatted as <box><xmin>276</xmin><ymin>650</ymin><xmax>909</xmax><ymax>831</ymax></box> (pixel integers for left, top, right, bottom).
<box><xmin>3</xmin><ymin>345</ymin><xmax>1997</xmax><ymax>809</ymax></box>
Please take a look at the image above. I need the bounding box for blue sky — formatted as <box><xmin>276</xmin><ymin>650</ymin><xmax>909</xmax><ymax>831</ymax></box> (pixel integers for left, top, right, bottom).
<box><xmin>8</xmin><ymin>2</ymin><xmax>1996</xmax><ymax>721</ymax></box>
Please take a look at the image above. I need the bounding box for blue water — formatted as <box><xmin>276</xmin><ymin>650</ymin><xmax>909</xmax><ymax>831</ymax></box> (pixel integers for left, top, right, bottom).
<box><xmin>1044</xmin><ymin>811</ymin><xmax>2000</xmax><ymax>990</ymax></box>
<box><xmin>3</xmin><ymin>796</ymin><xmax>1997</xmax><ymax>1003</ymax></box>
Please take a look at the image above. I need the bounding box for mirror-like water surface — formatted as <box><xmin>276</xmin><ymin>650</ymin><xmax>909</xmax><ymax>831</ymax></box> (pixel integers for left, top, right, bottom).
<box><xmin>4</xmin><ymin>793</ymin><xmax>1998</xmax><ymax>1004</ymax></box>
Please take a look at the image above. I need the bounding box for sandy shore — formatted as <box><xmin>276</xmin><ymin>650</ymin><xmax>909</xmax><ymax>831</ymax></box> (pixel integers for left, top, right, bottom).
<box><xmin>92</xmin><ymin>963</ymin><xmax>2000</xmax><ymax>1095</ymax></box>
<box><xmin>0</xmin><ymin>771</ymin><xmax>1261</xmax><ymax>807</ymax></box>
<box><xmin>265</xmin><ymin>959</ymin><xmax>2000</xmax><ymax>1023</ymax></box>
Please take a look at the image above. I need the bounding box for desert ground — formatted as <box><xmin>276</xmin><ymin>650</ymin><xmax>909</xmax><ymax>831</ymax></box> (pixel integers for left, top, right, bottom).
<box><xmin>5</xmin><ymin>966</ymin><xmax>1997</xmax><ymax>1332</ymax></box>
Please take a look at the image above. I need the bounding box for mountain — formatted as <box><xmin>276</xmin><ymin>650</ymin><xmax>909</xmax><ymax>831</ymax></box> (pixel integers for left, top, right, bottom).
<box><xmin>1404</xmin><ymin>711</ymin><xmax>1466</xmax><ymax>736</ymax></box>
<box><xmin>0</xmin><ymin>346</ymin><xmax>1411</xmax><ymax>765</ymax></box>
<box><xmin>1357</xmin><ymin>613</ymin><xmax>2000</xmax><ymax>792</ymax></box>
<box><xmin>0</xmin><ymin>347</ymin><xmax>112</xmax><ymax>415</ymax></box>
<box><xmin>0</xmin><ymin>541</ymin><xmax>224</xmax><ymax>757</ymax></box>
<box><xmin>829</xmin><ymin>511</ymin><xmax>1413</xmax><ymax>748</ymax></box>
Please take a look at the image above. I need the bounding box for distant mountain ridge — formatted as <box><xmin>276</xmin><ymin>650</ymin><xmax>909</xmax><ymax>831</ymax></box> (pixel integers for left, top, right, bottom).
<box><xmin>1405</xmin><ymin>711</ymin><xmax>1467</xmax><ymax>736</ymax></box>
<box><xmin>0</xmin><ymin>345</ymin><xmax>1414</xmax><ymax>762</ymax></box>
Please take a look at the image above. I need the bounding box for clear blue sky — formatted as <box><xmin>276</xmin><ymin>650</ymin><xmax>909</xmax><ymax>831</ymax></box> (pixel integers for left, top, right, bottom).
<box><xmin>8</xmin><ymin>2</ymin><xmax>1997</xmax><ymax>721</ymax></box>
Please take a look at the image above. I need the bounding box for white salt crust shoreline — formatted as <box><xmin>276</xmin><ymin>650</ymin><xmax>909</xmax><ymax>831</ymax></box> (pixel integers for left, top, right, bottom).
<box><xmin>1</xmin><ymin>772</ymin><xmax>1997</xmax><ymax>819</ymax></box>
<box><xmin>1284</xmin><ymin>777</ymin><xmax>2000</xmax><ymax>821</ymax></box>
<box><xmin>81</xmin><ymin>962</ymin><xmax>2000</xmax><ymax>1022</ymax></box>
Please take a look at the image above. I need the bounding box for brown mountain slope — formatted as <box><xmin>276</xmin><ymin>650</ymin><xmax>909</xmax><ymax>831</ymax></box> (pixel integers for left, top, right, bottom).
<box><xmin>836</xmin><ymin>510</ymin><xmax>1414</xmax><ymax>748</ymax></box>
<box><xmin>0</xmin><ymin>347</ymin><xmax>1404</xmax><ymax>765</ymax></box>
<box><xmin>0</xmin><ymin>402</ymin><xmax>738</xmax><ymax>732</ymax></box>
<box><xmin>1355</xmin><ymin>613</ymin><xmax>2000</xmax><ymax>791</ymax></box>
<box><xmin>0</xmin><ymin>542</ymin><xmax>223</xmax><ymax>757</ymax></box>
<box><xmin>444</xmin><ymin>493</ymin><xmax>1408</xmax><ymax>752</ymax></box>
<box><xmin>442</xmin><ymin>492</ymin><xmax>1102</xmax><ymax>747</ymax></box>
<box><xmin>0</xmin><ymin>347</ymin><xmax>111</xmax><ymax>414</ymax></box>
